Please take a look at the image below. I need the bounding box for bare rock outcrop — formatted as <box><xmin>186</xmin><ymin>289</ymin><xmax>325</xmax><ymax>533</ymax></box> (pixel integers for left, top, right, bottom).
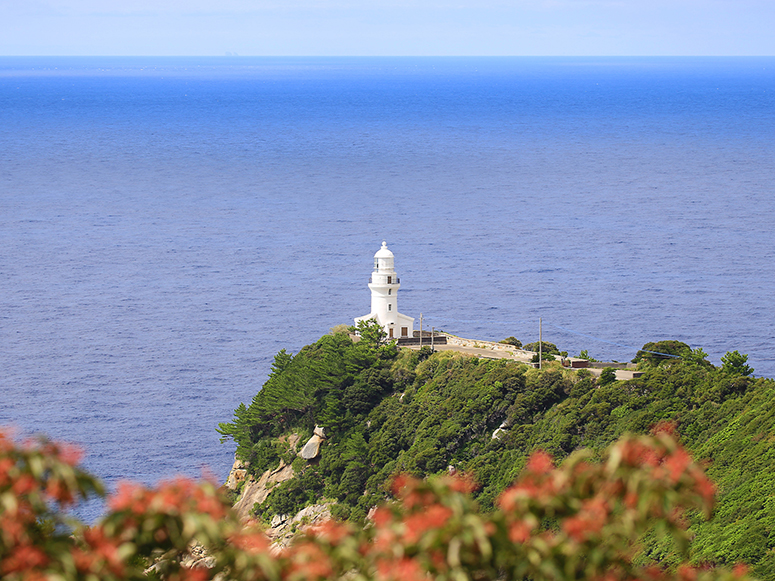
<box><xmin>227</xmin><ymin>430</ymin><xmax>331</xmax><ymax>549</ymax></box>
<box><xmin>225</xmin><ymin>458</ymin><xmax>248</xmax><ymax>491</ymax></box>
<box><xmin>180</xmin><ymin>542</ymin><xmax>216</xmax><ymax>570</ymax></box>
<box><xmin>232</xmin><ymin>461</ymin><xmax>295</xmax><ymax>522</ymax></box>
<box><xmin>299</xmin><ymin>425</ymin><xmax>326</xmax><ymax>460</ymax></box>
<box><xmin>227</xmin><ymin>432</ymin><xmax>305</xmax><ymax>522</ymax></box>
<box><xmin>265</xmin><ymin>503</ymin><xmax>333</xmax><ymax>549</ymax></box>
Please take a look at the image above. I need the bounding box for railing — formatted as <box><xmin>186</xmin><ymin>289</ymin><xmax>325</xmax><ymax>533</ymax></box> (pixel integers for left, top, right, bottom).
<box><xmin>368</xmin><ymin>277</ymin><xmax>400</xmax><ymax>284</ymax></box>
<box><xmin>397</xmin><ymin>336</ymin><xmax>447</xmax><ymax>346</ymax></box>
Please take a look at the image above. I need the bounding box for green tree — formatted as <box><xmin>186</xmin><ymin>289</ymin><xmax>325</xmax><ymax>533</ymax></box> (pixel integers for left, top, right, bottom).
<box><xmin>599</xmin><ymin>367</ymin><xmax>617</xmax><ymax>386</ymax></box>
<box><xmin>269</xmin><ymin>348</ymin><xmax>293</xmax><ymax>379</ymax></box>
<box><xmin>686</xmin><ymin>347</ymin><xmax>711</xmax><ymax>367</ymax></box>
<box><xmin>351</xmin><ymin>318</ymin><xmax>389</xmax><ymax>349</ymax></box>
<box><xmin>499</xmin><ymin>336</ymin><xmax>523</xmax><ymax>348</ymax></box>
<box><xmin>721</xmin><ymin>350</ymin><xmax>754</xmax><ymax>377</ymax></box>
<box><xmin>524</xmin><ymin>341</ymin><xmax>560</xmax><ymax>355</ymax></box>
<box><xmin>633</xmin><ymin>340</ymin><xmax>691</xmax><ymax>366</ymax></box>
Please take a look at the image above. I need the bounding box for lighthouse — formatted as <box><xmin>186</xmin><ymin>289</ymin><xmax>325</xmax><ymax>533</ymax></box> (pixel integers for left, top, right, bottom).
<box><xmin>354</xmin><ymin>242</ymin><xmax>415</xmax><ymax>340</ymax></box>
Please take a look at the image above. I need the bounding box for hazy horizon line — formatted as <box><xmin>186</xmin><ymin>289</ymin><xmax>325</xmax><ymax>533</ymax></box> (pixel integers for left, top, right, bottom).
<box><xmin>3</xmin><ymin>54</ymin><xmax>774</xmax><ymax>58</ymax></box>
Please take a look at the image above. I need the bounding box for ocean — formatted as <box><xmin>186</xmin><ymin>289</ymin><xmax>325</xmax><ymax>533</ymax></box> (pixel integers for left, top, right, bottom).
<box><xmin>1</xmin><ymin>56</ymin><xmax>773</xmax><ymax>520</ymax></box>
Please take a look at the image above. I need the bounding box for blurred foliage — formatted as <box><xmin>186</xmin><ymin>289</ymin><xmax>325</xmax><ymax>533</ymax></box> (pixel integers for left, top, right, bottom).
<box><xmin>0</xmin><ymin>426</ymin><xmax>756</xmax><ymax>581</ymax></box>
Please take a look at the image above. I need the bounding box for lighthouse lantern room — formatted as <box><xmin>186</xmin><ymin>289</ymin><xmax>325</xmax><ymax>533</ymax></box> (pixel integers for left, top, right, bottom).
<box><xmin>354</xmin><ymin>242</ymin><xmax>414</xmax><ymax>339</ymax></box>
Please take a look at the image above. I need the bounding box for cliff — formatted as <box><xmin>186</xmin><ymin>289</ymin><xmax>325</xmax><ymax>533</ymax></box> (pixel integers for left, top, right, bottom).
<box><xmin>218</xmin><ymin>326</ymin><xmax>775</xmax><ymax>577</ymax></box>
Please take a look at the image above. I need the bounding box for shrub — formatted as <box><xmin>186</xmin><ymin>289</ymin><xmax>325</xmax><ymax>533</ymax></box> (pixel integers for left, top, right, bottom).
<box><xmin>1</xmin><ymin>425</ymin><xmax>755</xmax><ymax>581</ymax></box>
<box><xmin>524</xmin><ymin>341</ymin><xmax>561</xmax><ymax>355</ymax></box>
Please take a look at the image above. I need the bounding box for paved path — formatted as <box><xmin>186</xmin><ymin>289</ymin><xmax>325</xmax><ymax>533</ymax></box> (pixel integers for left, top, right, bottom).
<box><xmin>583</xmin><ymin>367</ymin><xmax>644</xmax><ymax>380</ymax></box>
<box><xmin>405</xmin><ymin>343</ymin><xmax>643</xmax><ymax>380</ymax></box>
<box><xmin>406</xmin><ymin>343</ymin><xmax>534</xmax><ymax>363</ymax></box>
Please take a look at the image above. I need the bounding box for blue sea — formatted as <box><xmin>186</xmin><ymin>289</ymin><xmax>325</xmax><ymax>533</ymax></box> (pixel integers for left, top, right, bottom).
<box><xmin>1</xmin><ymin>57</ymin><xmax>774</xmax><ymax>520</ymax></box>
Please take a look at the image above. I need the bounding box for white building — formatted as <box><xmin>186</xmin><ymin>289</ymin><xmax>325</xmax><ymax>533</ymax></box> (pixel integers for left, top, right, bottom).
<box><xmin>354</xmin><ymin>242</ymin><xmax>415</xmax><ymax>339</ymax></box>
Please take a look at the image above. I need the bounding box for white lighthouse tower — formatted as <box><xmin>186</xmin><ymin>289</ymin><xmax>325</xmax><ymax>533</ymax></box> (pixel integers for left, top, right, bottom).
<box><xmin>354</xmin><ymin>241</ymin><xmax>414</xmax><ymax>340</ymax></box>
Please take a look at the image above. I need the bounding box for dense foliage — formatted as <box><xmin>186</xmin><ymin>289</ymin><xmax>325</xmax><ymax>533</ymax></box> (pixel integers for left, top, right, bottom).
<box><xmin>219</xmin><ymin>327</ymin><xmax>775</xmax><ymax>578</ymax></box>
<box><xmin>0</xmin><ymin>426</ymin><xmax>754</xmax><ymax>581</ymax></box>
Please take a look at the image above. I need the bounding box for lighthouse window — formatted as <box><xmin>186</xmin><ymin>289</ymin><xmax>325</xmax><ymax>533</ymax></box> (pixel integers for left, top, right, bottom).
<box><xmin>387</xmin><ymin>276</ymin><xmax>392</xmax><ymax>284</ymax></box>
<box><xmin>388</xmin><ymin>289</ymin><xmax>392</xmax><ymax>295</ymax></box>
<box><xmin>388</xmin><ymin>304</ymin><xmax>392</xmax><ymax>311</ymax></box>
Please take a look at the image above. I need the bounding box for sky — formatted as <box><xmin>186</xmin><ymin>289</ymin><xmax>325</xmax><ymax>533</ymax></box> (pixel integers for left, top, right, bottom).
<box><xmin>0</xmin><ymin>0</ymin><xmax>773</xmax><ymax>56</ymax></box>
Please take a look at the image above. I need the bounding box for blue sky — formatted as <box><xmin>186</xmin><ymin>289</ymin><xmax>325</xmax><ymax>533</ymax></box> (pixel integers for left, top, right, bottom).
<box><xmin>1</xmin><ymin>0</ymin><xmax>773</xmax><ymax>56</ymax></box>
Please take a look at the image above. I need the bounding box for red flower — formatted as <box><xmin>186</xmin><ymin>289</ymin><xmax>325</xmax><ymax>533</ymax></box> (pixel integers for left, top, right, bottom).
<box><xmin>447</xmin><ymin>473</ymin><xmax>478</xmax><ymax>494</ymax></box>
<box><xmin>109</xmin><ymin>481</ymin><xmax>147</xmax><ymax>513</ymax></box>
<box><xmin>45</xmin><ymin>478</ymin><xmax>75</xmax><ymax>505</ymax></box>
<box><xmin>526</xmin><ymin>450</ymin><xmax>554</xmax><ymax>475</ymax></box>
<box><xmin>372</xmin><ymin>506</ymin><xmax>393</xmax><ymax>528</ymax></box>
<box><xmin>232</xmin><ymin>530</ymin><xmax>271</xmax><ymax>553</ymax></box>
<box><xmin>309</xmin><ymin>520</ymin><xmax>352</xmax><ymax>544</ymax></box>
<box><xmin>391</xmin><ymin>474</ymin><xmax>416</xmax><ymax>496</ymax></box>
<box><xmin>663</xmin><ymin>449</ymin><xmax>692</xmax><ymax>483</ymax></box>
<box><xmin>677</xmin><ymin>564</ymin><xmax>699</xmax><ymax>581</ymax></box>
<box><xmin>286</xmin><ymin>542</ymin><xmax>334</xmax><ymax>580</ymax></box>
<box><xmin>376</xmin><ymin>556</ymin><xmax>429</xmax><ymax>581</ymax></box>
<box><xmin>0</xmin><ymin>457</ymin><xmax>14</xmax><ymax>485</ymax></box>
<box><xmin>652</xmin><ymin>420</ymin><xmax>678</xmax><ymax>437</ymax></box>
<box><xmin>562</xmin><ymin>498</ymin><xmax>608</xmax><ymax>542</ymax></box>
<box><xmin>11</xmin><ymin>474</ymin><xmax>37</xmax><ymax>496</ymax></box>
<box><xmin>508</xmin><ymin>519</ymin><xmax>535</xmax><ymax>544</ymax></box>
<box><xmin>403</xmin><ymin>504</ymin><xmax>452</xmax><ymax>544</ymax></box>
<box><xmin>57</xmin><ymin>442</ymin><xmax>84</xmax><ymax>466</ymax></box>
<box><xmin>1</xmin><ymin>544</ymin><xmax>48</xmax><ymax>574</ymax></box>
<box><xmin>733</xmin><ymin>563</ymin><xmax>750</xmax><ymax>577</ymax></box>
<box><xmin>693</xmin><ymin>473</ymin><xmax>716</xmax><ymax>506</ymax></box>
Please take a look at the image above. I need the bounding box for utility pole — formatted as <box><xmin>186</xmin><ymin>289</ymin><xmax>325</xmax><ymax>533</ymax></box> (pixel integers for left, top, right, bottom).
<box><xmin>539</xmin><ymin>317</ymin><xmax>542</xmax><ymax>370</ymax></box>
<box><xmin>419</xmin><ymin>314</ymin><xmax>423</xmax><ymax>349</ymax></box>
<box><xmin>431</xmin><ymin>327</ymin><xmax>435</xmax><ymax>351</ymax></box>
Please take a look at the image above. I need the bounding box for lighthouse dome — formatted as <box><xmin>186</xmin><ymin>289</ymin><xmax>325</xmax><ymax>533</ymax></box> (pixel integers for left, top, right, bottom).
<box><xmin>374</xmin><ymin>241</ymin><xmax>394</xmax><ymax>259</ymax></box>
<box><xmin>373</xmin><ymin>241</ymin><xmax>395</xmax><ymax>273</ymax></box>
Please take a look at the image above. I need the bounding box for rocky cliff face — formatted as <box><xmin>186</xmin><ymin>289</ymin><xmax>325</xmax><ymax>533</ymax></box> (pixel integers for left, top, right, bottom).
<box><xmin>225</xmin><ymin>432</ymin><xmax>331</xmax><ymax>548</ymax></box>
<box><xmin>264</xmin><ymin>503</ymin><xmax>332</xmax><ymax>548</ymax></box>
<box><xmin>230</xmin><ymin>459</ymin><xmax>296</xmax><ymax>522</ymax></box>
